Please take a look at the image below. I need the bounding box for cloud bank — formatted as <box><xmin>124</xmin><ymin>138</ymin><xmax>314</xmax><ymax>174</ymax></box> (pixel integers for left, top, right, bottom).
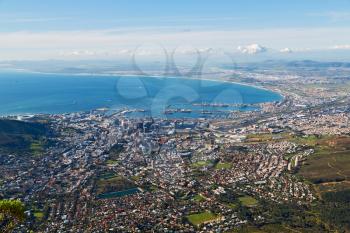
<box><xmin>237</xmin><ymin>44</ymin><xmax>267</xmax><ymax>54</ymax></box>
<box><xmin>1</xmin><ymin>27</ymin><xmax>350</xmax><ymax>60</ymax></box>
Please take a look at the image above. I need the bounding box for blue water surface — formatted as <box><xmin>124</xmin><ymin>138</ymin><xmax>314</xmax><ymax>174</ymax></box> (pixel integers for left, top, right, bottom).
<box><xmin>0</xmin><ymin>72</ymin><xmax>282</xmax><ymax>118</ymax></box>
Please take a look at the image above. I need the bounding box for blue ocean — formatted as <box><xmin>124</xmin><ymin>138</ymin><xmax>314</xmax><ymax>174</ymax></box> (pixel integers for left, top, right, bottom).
<box><xmin>0</xmin><ymin>72</ymin><xmax>282</xmax><ymax>118</ymax></box>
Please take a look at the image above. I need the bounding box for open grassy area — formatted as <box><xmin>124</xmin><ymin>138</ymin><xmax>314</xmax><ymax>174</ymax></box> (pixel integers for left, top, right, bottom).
<box><xmin>292</xmin><ymin>135</ymin><xmax>323</xmax><ymax>146</ymax></box>
<box><xmin>246</xmin><ymin>133</ymin><xmax>274</xmax><ymax>143</ymax></box>
<box><xmin>106</xmin><ymin>159</ymin><xmax>119</xmax><ymax>166</ymax></box>
<box><xmin>215</xmin><ymin>162</ymin><xmax>232</xmax><ymax>169</ymax></box>
<box><xmin>239</xmin><ymin>196</ymin><xmax>258</xmax><ymax>207</ymax></box>
<box><xmin>225</xmin><ymin>203</ymin><xmax>237</xmax><ymax>209</ymax></box>
<box><xmin>30</xmin><ymin>140</ymin><xmax>45</xmax><ymax>156</ymax></box>
<box><xmin>245</xmin><ymin>133</ymin><xmax>292</xmax><ymax>144</ymax></box>
<box><xmin>33</xmin><ymin>211</ymin><xmax>44</xmax><ymax>220</ymax></box>
<box><xmin>191</xmin><ymin>160</ymin><xmax>212</xmax><ymax>168</ymax></box>
<box><xmin>186</xmin><ymin>211</ymin><xmax>221</xmax><ymax>226</ymax></box>
<box><xmin>193</xmin><ymin>194</ymin><xmax>206</xmax><ymax>202</ymax></box>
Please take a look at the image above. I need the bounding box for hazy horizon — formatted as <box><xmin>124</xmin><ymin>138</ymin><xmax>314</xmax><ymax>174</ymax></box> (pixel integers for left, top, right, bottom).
<box><xmin>1</xmin><ymin>0</ymin><xmax>350</xmax><ymax>61</ymax></box>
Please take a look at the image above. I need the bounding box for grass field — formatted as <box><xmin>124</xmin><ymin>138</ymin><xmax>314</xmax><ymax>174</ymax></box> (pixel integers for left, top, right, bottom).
<box><xmin>225</xmin><ymin>203</ymin><xmax>237</xmax><ymax>209</ymax></box>
<box><xmin>186</xmin><ymin>211</ymin><xmax>221</xmax><ymax>226</ymax></box>
<box><xmin>245</xmin><ymin>133</ymin><xmax>292</xmax><ymax>144</ymax></box>
<box><xmin>191</xmin><ymin>160</ymin><xmax>212</xmax><ymax>168</ymax></box>
<box><xmin>30</xmin><ymin>140</ymin><xmax>45</xmax><ymax>156</ymax></box>
<box><xmin>106</xmin><ymin>159</ymin><xmax>119</xmax><ymax>166</ymax></box>
<box><xmin>33</xmin><ymin>211</ymin><xmax>44</xmax><ymax>220</ymax></box>
<box><xmin>245</xmin><ymin>133</ymin><xmax>274</xmax><ymax>143</ymax></box>
<box><xmin>292</xmin><ymin>135</ymin><xmax>324</xmax><ymax>146</ymax></box>
<box><xmin>239</xmin><ymin>196</ymin><xmax>258</xmax><ymax>207</ymax></box>
<box><xmin>215</xmin><ymin>162</ymin><xmax>232</xmax><ymax>169</ymax></box>
<box><xmin>193</xmin><ymin>194</ymin><xmax>206</xmax><ymax>202</ymax></box>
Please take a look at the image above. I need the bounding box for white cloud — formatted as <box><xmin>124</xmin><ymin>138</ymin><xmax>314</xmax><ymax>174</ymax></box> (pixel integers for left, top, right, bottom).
<box><xmin>2</xmin><ymin>27</ymin><xmax>350</xmax><ymax>60</ymax></box>
<box><xmin>331</xmin><ymin>44</ymin><xmax>350</xmax><ymax>50</ymax></box>
<box><xmin>280</xmin><ymin>48</ymin><xmax>293</xmax><ymax>53</ymax></box>
<box><xmin>59</xmin><ymin>50</ymin><xmax>98</xmax><ymax>57</ymax></box>
<box><xmin>59</xmin><ymin>49</ymin><xmax>136</xmax><ymax>58</ymax></box>
<box><xmin>237</xmin><ymin>44</ymin><xmax>267</xmax><ymax>54</ymax></box>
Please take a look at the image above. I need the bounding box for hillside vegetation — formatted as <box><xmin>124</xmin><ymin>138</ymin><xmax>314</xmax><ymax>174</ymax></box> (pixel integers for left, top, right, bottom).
<box><xmin>0</xmin><ymin>119</ymin><xmax>51</xmax><ymax>155</ymax></box>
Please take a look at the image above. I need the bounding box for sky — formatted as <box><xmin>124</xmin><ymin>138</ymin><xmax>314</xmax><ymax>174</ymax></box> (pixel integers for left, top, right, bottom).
<box><xmin>1</xmin><ymin>0</ymin><xmax>350</xmax><ymax>61</ymax></box>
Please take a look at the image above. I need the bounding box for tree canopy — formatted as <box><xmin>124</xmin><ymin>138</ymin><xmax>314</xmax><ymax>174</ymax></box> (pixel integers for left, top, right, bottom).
<box><xmin>0</xmin><ymin>200</ymin><xmax>25</xmax><ymax>233</ymax></box>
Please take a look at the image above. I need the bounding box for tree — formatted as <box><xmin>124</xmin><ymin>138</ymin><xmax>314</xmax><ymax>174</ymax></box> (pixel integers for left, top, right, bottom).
<box><xmin>0</xmin><ymin>200</ymin><xmax>25</xmax><ymax>232</ymax></box>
